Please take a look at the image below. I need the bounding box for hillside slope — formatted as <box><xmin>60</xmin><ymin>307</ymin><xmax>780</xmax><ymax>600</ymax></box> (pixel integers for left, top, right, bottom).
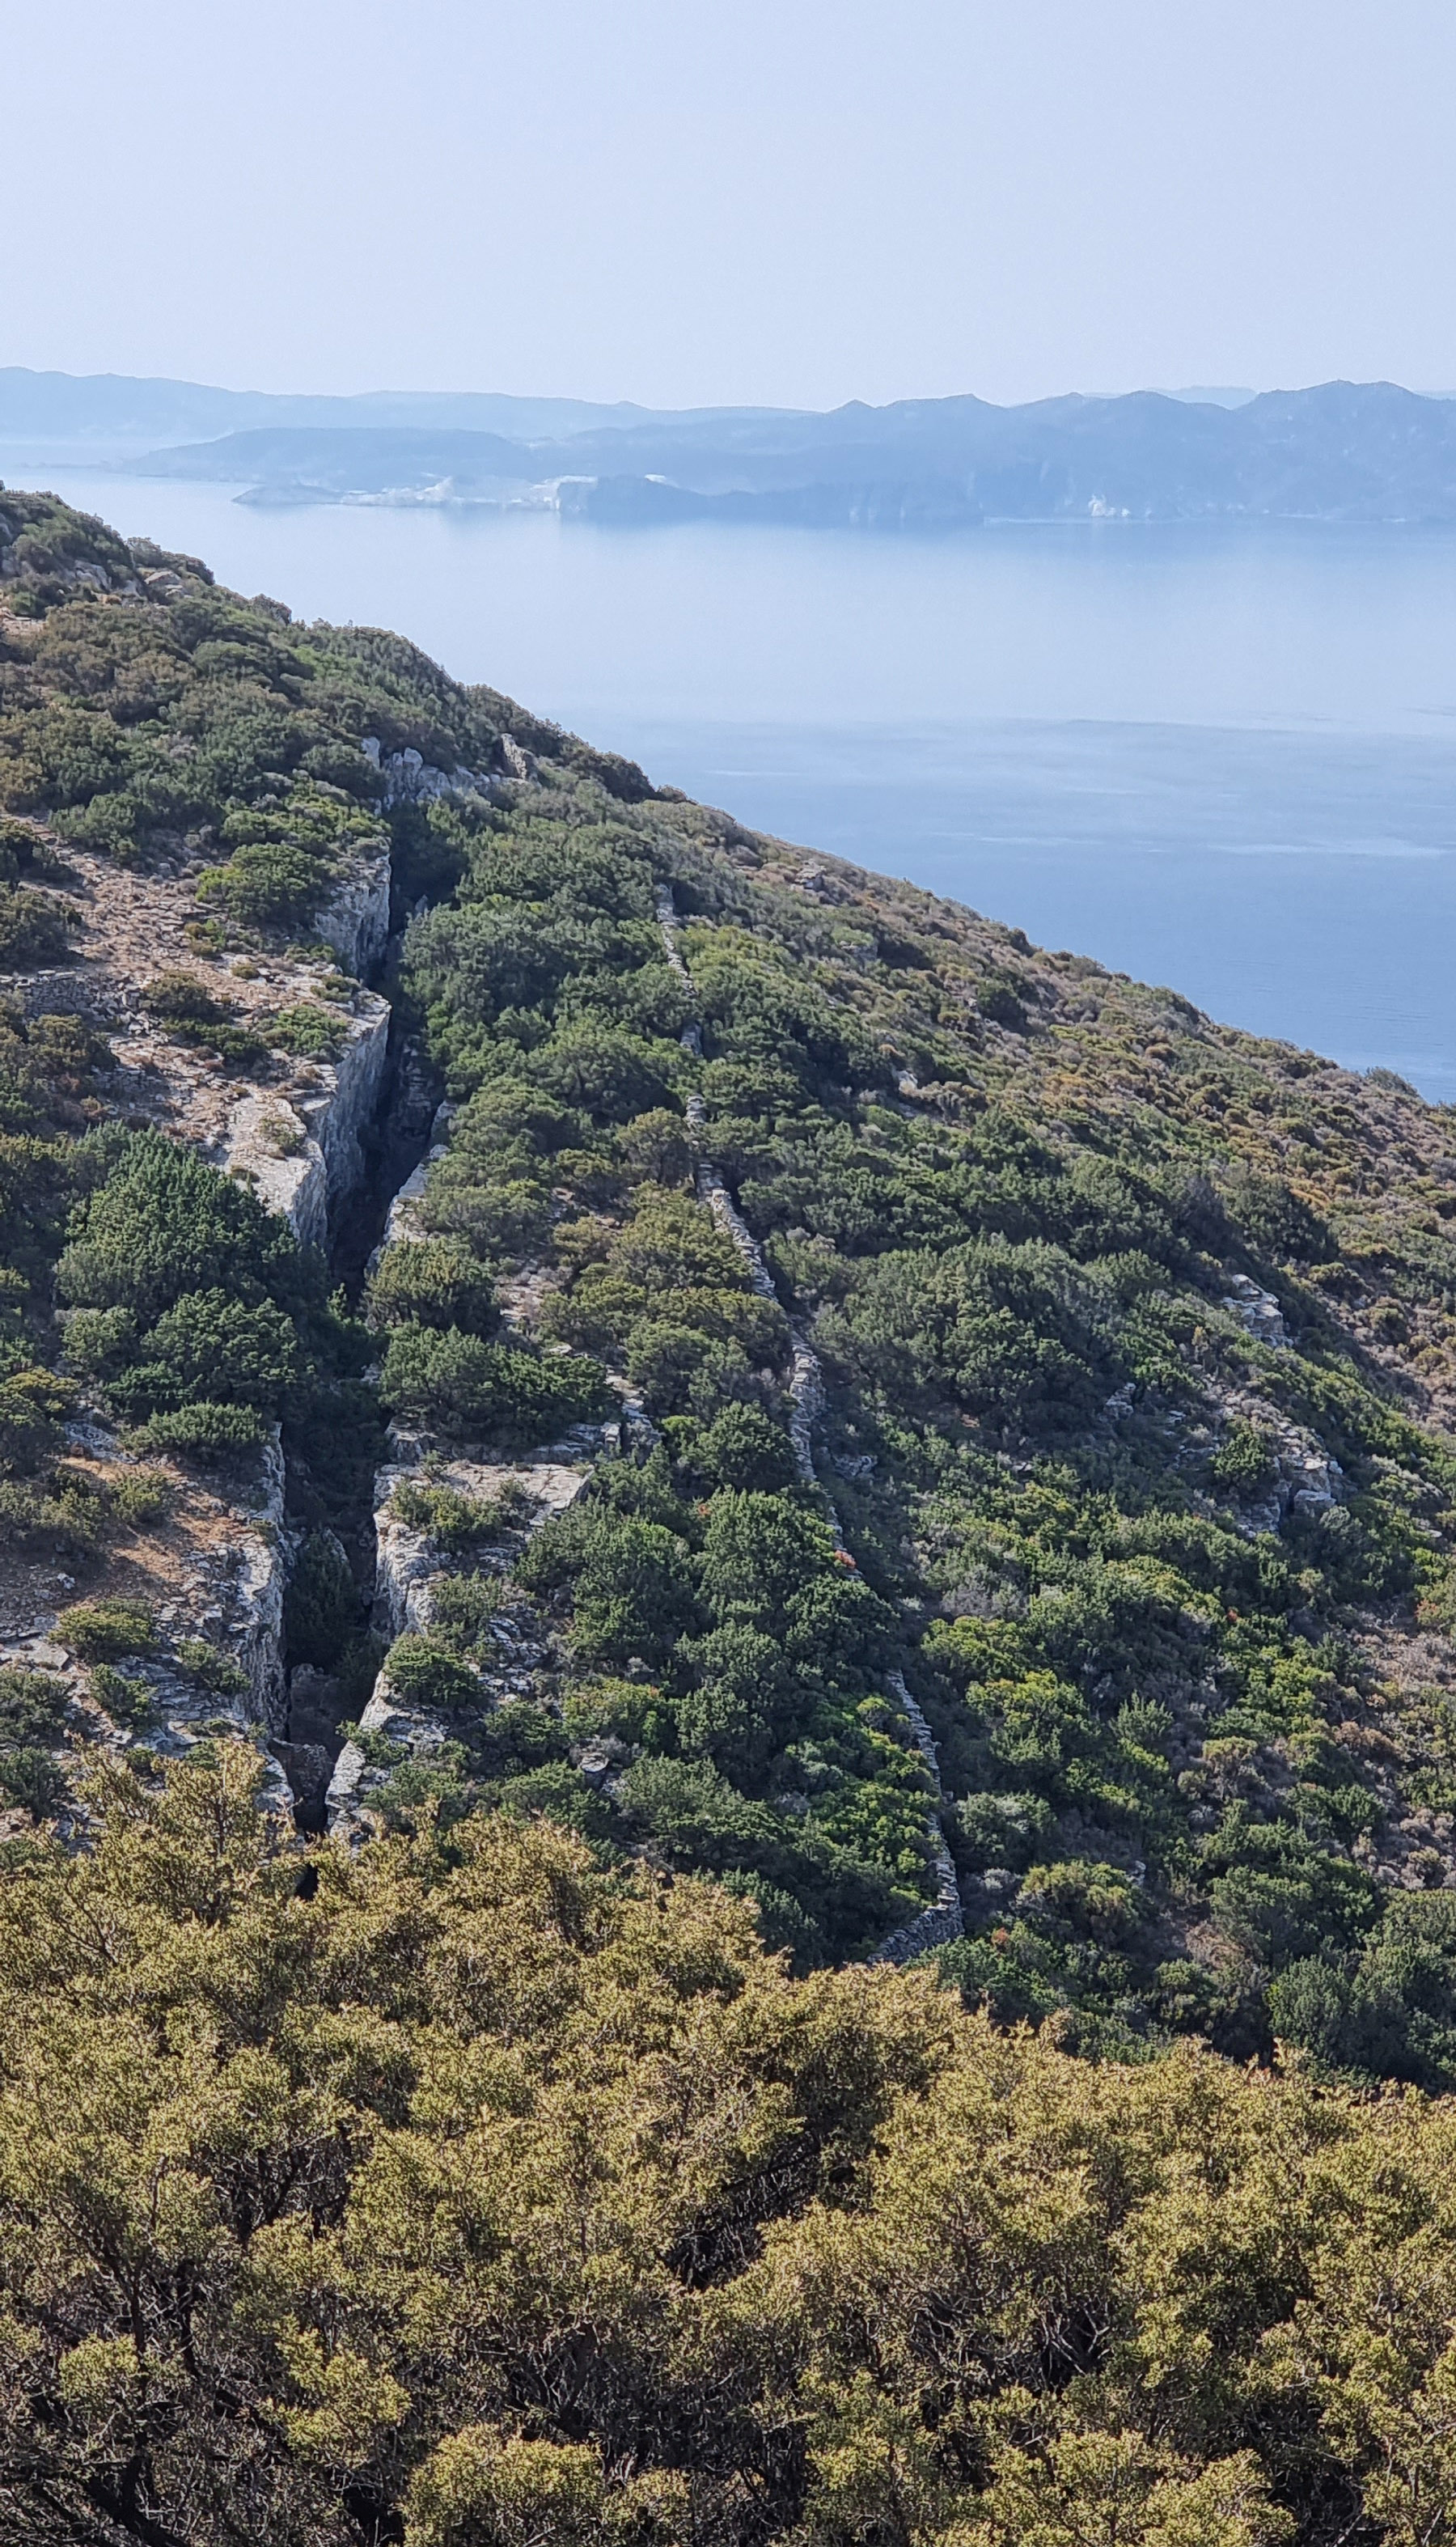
<box><xmin>6</xmin><ymin>492</ymin><xmax>1456</xmax><ymax>2089</ymax></box>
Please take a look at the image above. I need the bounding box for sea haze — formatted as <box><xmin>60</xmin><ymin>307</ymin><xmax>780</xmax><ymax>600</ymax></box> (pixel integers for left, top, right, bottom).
<box><xmin>24</xmin><ymin>468</ymin><xmax>1456</xmax><ymax>1099</ymax></box>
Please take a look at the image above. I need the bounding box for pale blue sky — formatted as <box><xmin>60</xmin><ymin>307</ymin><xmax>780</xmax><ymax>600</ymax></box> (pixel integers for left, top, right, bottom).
<box><xmin>11</xmin><ymin>0</ymin><xmax>1456</xmax><ymax>409</ymax></box>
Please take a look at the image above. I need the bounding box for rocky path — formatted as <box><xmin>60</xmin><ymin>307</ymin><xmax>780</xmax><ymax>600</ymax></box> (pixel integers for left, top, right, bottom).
<box><xmin>656</xmin><ymin>883</ymin><xmax>962</xmax><ymax>1960</ymax></box>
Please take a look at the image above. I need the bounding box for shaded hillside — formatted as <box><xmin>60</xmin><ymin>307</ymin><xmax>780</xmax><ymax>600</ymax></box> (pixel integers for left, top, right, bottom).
<box><xmin>5</xmin><ymin>493</ymin><xmax>1456</xmax><ymax>2094</ymax></box>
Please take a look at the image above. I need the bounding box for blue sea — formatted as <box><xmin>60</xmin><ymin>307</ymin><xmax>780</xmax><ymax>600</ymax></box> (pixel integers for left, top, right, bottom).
<box><xmin>19</xmin><ymin>464</ymin><xmax>1456</xmax><ymax>1098</ymax></box>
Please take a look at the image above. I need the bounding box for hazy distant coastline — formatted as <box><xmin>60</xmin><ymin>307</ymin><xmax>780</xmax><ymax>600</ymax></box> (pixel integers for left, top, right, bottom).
<box><xmin>10</xmin><ymin>368</ymin><xmax>1456</xmax><ymax>531</ymax></box>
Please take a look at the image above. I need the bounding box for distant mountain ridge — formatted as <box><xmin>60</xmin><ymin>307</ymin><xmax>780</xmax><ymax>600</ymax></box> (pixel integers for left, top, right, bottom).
<box><xmin>0</xmin><ymin>367</ymin><xmax>804</xmax><ymax>454</ymax></box>
<box><xmin>108</xmin><ymin>377</ymin><xmax>1456</xmax><ymax>528</ymax></box>
<box><xmin>9</xmin><ymin>367</ymin><xmax>1456</xmax><ymax>527</ymax></box>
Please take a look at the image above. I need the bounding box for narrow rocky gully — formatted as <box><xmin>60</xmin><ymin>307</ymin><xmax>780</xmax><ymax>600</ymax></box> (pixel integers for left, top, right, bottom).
<box><xmin>273</xmin><ymin>805</ymin><xmax>965</xmax><ymax>1962</ymax></box>
<box><xmin>297</xmin><ymin>748</ymin><xmax>615</xmax><ymax>1844</ymax></box>
<box><xmin>179</xmin><ymin>773</ymin><xmax>957</xmax><ymax>1966</ymax></box>
<box><xmin>0</xmin><ymin>737</ymin><xmax>962</xmax><ymax>1961</ymax></box>
<box><xmin>287</xmin><ymin>829</ymin><xmax>963</xmax><ymax>1960</ymax></box>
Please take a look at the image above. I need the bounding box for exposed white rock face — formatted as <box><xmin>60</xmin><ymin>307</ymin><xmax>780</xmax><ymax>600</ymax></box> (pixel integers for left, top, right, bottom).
<box><xmin>497</xmin><ymin>736</ymin><xmax>536</xmax><ymax>782</ymax></box>
<box><xmin>312</xmin><ymin>738</ymin><xmax>498</xmax><ymax>978</ymax></box>
<box><xmin>313</xmin><ymin>844</ymin><xmax>392</xmax><ymax>981</ymax></box>
<box><xmin>371</xmin><ymin>1449</ymin><xmax>590</xmax><ymax>1642</ymax></box>
<box><xmin>0</xmin><ymin>829</ymin><xmax>401</xmax><ymax>1828</ymax></box>
<box><xmin>362</xmin><ymin>739</ymin><xmax>496</xmax><ymax>809</ymax></box>
<box><xmin>325</xmin><ymin>1445</ymin><xmax>591</xmax><ymax>1836</ymax></box>
<box><xmin>1238</xmin><ymin>1430</ymin><xmax>1345</xmax><ymax>1538</ymax></box>
<box><xmin>2</xmin><ymin>828</ymin><xmax>396</xmax><ymax>1259</ymax></box>
<box><xmin>233</xmin><ymin>1427</ymin><xmax>290</xmax><ymax>1728</ymax></box>
<box><xmin>1221</xmin><ymin>1274</ymin><xmax>1288</xmax><ymax>1349</ymax></box>
<box><xmin>221</xmin><ymin>992</ymin><xmax>390</xmax><ymax>1252</ymax></box>
<box><xmin>365</xmin><ymin>1100</ymin><xmax>456</xmax><ymax>1269</ymax></box>
<box><xmin>0</xmin><ymin>1420</ymin><xmax>294</xmax><ymax>1841</ymax></box>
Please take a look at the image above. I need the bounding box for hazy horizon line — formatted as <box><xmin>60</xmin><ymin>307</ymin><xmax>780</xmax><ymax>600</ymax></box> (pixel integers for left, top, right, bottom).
<box><xmin>6</xmin><ymin>362</ymin><xmax>1456</xmax><ymax>420</ymax></box>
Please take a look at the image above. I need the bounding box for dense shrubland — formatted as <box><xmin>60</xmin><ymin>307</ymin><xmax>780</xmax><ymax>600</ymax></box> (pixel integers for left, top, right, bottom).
<box><xmin>6</xmin><ymin>1753</ymin><xmax>1456</xmax><ymax>2547</ymax></box>
<box><xmin>0</xmin><ymin>485</ymin><xmax>505</xmax><ymax>905</ymax></box>
<box><xmin>365</xmin><ymin>727</ymin><xmax>1456</xmax><ymax>2058</ymax></box>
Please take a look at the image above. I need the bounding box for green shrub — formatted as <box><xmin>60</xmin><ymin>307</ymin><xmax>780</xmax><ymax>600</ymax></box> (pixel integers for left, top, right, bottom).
<box><xmin>379</xmin><ymin>1324</ymin><xmax>606</xmax><ymax>1446</ymax></box>
<box><xmin>106</xmin><ymin>1467</ymin><xmax>171</xmax><ymax>1528</ymax></box>
<box><xmin>60</xmin><ymin>1307</ymin><xmax>138</xmax><ymax>1378</ymax></box>
<box><xmin>58</xmin><ymin>1131</ymin><xmax>298</xmax><ymax>1321</ymax></box>
<box><xmin>176</xmin><ymin>1638</ymin><xmax>248</xmax><ymax>1698</ymax></box>
<box><xmin>284</xmin><ymin>1533</ymin><xmax>361</xmax><ymax>1671</ymax></box>
<box><xmin>975</xmin><ymin>975</ymin><xmax>1027</xmax><ymax>1028</ymax></box>
<box><xmin>0</xmin><ymin>884</ymin><xmax>76</xmax><ymax>971</ymax></box>
<box><xmin>616</xmin><ymin>1108</ymin><xmax>694</xmax><ymax>1185</ymax></box>
<box><xmin>490</xmin><ymin>1759</ymin><xmax>613</xmax><ymax>1839</ymax></box>
<box><xmin>0</xmin><ymin>1748</ymin><xmax>68</xmax><ymax>1820</ymax></box>
<box><xmin>426</xmin><ymin>1573</ymin><xmax>501</xmax><ymax>1656</ymax></box>
<box><xmin>336</xmin><ymin>1718</ymin><xmax>407</xmax><ymax>1770</ymax></box>
<box><xmin>388</xmin><ymin>1475</ymin><xmax>528</xmax><ymax>1549</ymax></box>
<box><xmin>382</xmin><ymin>1634</ymin><xmax>481</xmax><ymax>1715</ymax></box>
<box><xmin>1210</xmin><ymin>1423</ymin><xmax>1276</xmax><ymax>1492</ymax></box>
<box><xmin>625</xmin><ymin>1320</ymin><xmax>754</xmax><ymax>1420</ymax></box>
<box><xmin>692</xmin><ymin>1402</ymin><xmax>800</xmax><ymax>1494</ymax></box>
<box><xmin>196</xmin><ymin>785</ymin><xmax>383</xmax><ymax>928</ymax></box>
<box><xmin>55</xmin><ymin>1599</ymin><xmax>156</xmax><ymax>1662</ymax></box>
<box><xmin>534</xmin><ymin>1021</ymin><xmax>676</xmax><ymax>1121</ymax></box>
<box><xmin>89</xmin><ymin>1663</ymin><xmax>155</xmax><ymax>1727</ymax></box>
<box><xmin>0</xmin><ymin>1367</ymin><xmax>78</xmax><ymax>1469</ymax></box>
<box><xmin>555</xmin><ymin>1514</ymin><xmax>700</xmax><ymax>1672</ymax></box>
<box><xmin>141</xmin><ymin>973</ymin><xmax>266</xmax><ymax>1068</ymax></box>
<box><xmin>366</xmin><ymin>1240</ymin><xmax>498</xmax><ymax>1337</ymax></box>
<box><xmin>267</xmin><ymin>1002</ymin><xmax>348</xmax><ymax>1058</ymax></box>
<box><xmin>52</xmin><ymin>793</ymin><xmax>144</xmax><ymax>862</ymax></box>
<box><xmin>0</xmin><ymin>1668</ymin><xmax>70</xmax><ymax>1748</ymax></box>
<box><xmin>0</xmin><ymin>1475</ymin><xmax>100</xmax><ymax>1558</ymax></box>
<box><xmin>108</xmin><ymin>1290</ymin><xmax>301</xmax><ymax>1420</ymax></box>
<box><xmin>134</xmin><ymin>1404</ymin><xmax>267</xmax><ymax>1455</ymax></box>
<box><xmin>368</xmin><ymin>1751</ymin><xmax>475</xmax><ymax>1833</ymax></box>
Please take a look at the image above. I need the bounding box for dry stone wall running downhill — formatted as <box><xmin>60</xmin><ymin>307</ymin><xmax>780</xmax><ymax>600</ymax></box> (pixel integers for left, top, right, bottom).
<box><xmin>870</xmin><ymin>1675</ymin><xmax>967</xmax><ymax>1964</ymax></box>
<box><xmin>655</xmin><ymin>881</ymin><xmax>963</xmax><ymax>1957</ymax></box>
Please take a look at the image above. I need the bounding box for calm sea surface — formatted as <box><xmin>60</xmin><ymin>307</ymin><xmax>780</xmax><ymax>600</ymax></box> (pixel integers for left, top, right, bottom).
<box><xmin>22</xmin><ymin>464</ymin><xmax>1456</xmax><ymax>1098</ymax></box>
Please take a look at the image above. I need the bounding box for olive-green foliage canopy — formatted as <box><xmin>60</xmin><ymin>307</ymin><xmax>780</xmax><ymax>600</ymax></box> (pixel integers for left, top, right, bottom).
<box><xmin>6</xmin><ymin>1749</ymin><xmax>1456</xmax><ymax>2547</ymax></box>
